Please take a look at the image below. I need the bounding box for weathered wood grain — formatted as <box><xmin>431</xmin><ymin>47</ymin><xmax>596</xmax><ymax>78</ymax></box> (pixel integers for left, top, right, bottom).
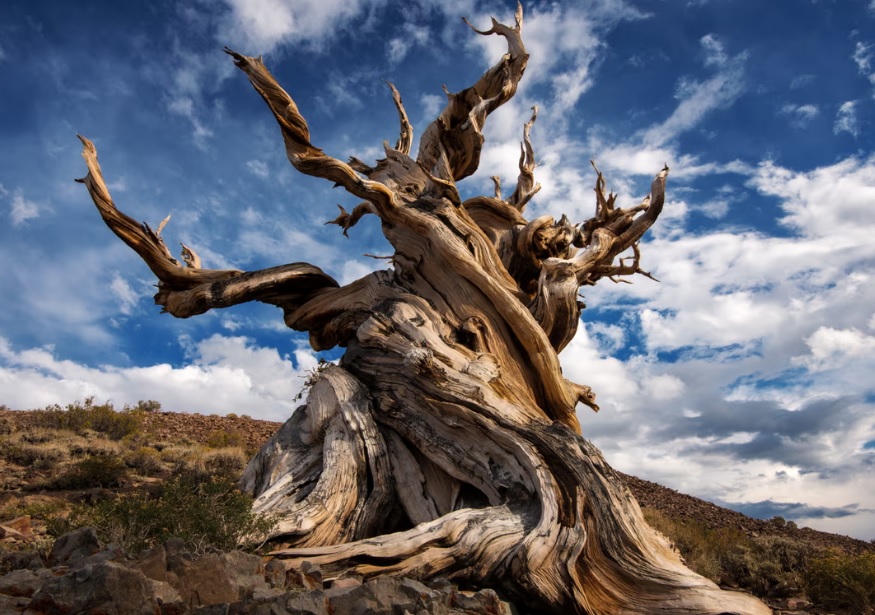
<box><xmin>77</xmin><ymin>4</ymin><xmax>770</xmax><ymax>613</ymax></box>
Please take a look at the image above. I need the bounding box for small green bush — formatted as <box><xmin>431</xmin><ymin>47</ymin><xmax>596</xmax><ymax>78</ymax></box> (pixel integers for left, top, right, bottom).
<box><xmin>205</xmin><ymin>429</ymin><xmax>245</xmax><ymax>449</ymax></box>
<box><xmin>49</xmin><ymin>454</ymin><xmax>128</xmax><ymax>490</ymax></box>
<box><xmin>719</xmin><ymin>535</ymin><xmax>813</xmax><ymax>598</ymax></box>
<box><xmin>29</xmin><ymin>398</ymin><xmax>143</xmax><ymax>441</ymax></box>
<box><xmin>62</xmin><ymin>474</ymin><xmax>276</xmax><ymax>554</ymax></box>
<box><xmin>805</xmin><ymin>552</ymin><xmax>875</xmax><ymax>614</ymax></box>
<box><xmin>0</xmin><ymin>440</ymin><xmax>66</xmax><ymax>467</ymax></box>
<box><xmin>124</xmin><ymin>446</ymin><xmax>165</xmax><ymax>475</ymax></box>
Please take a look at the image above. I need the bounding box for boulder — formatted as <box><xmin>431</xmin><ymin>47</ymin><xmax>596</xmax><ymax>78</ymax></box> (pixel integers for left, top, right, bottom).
<box><xmin>47</xmin><ymin>526</ymin><xmax>101</xmax><ymax>567</ymax></box>
<box><xmin>26</xmin><ymin>560</ymin><xmax>157</xmax><ymax>615</ymax></box>
<box><xmin>0</xmin><ymin>568</ymin><xmax>53</xmax><ymax>598</ymax></box>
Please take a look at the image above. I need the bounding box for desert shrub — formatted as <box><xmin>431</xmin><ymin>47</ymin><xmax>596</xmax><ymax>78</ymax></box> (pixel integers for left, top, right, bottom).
<box><xmin>124</xmin><ymin>446</ymin><xmax>165</xmax><ymax>475</ymax></box>
<box><xmin>205</xmin><ymin>428</ymin><xmax>245</xmax><ymax>449</ymax></box>
<box><xmin>170</xmin><ymin>446</ymin><xmax>248</xmax><ymax>482</ymax></box>
<box><xmin>719</xmin><ymin>535</ymin><xmax>814</xmax><ymax>598</ymax></box>
<box><xmin>127</xmin><ymin>400</ymin><xmax>161</xmax><ymax>413</ymax></box>
<box><xmin>805</xmin><ymin>552</ymin><xmax>875</xmax><ymax>614</ymax></box>
<box><xmin>202</xmin><ymin>447</ymin><xmax>248</xmax><ymax>477</ymax></box>
<box><xmin>226</xmin><ymin>413</ymin><xmax>239</xmax><ymax>420</ymax></box>
<box><xmin>29</xmin><ymin>398</ymin><xmax>143</xmax><ymax>441</ymax></box>
<box><xmin>48</xmin><ymin>454</ymin><xmax>128</xmax><ymax>490</ymax></box>
<box><xmin>0</xmin><ymin>439</ymin><xmax>68</xmax><ymax>468</ymax></box>
<box><xmin>64</xmin><ymin>474</ymin><xmax>276</xmax><ymax>554</ymax></box>
<box><xmin>643</xmin><ymin>508</ymin><xmax>748</xmax><ymax>583</ymax></box>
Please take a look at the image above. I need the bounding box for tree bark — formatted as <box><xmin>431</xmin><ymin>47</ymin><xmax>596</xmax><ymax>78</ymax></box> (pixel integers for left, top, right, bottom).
<box><xmin>77</xmin><ymin>5</ymin><xmax>770</xmax><ymax>614</ymax></box>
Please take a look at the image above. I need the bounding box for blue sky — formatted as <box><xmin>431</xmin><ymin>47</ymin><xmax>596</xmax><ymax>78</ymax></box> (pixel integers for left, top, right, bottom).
<box><xmin>1</xmin><ymin>0</ymin><xmax>874</xmax><ymax>540</ymax></box>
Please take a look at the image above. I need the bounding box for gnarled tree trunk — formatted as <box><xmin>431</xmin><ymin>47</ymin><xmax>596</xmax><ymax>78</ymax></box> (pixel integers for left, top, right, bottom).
<box><xmin>77</xmin><ymin>5</ymin><xmax>770</xmax><ymax>614</ymax></box>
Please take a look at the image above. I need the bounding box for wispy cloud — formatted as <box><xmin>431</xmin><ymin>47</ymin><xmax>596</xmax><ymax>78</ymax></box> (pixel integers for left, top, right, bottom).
<box><xmin>641</xmin><ymin>35</ymin><xmax>747</xmax><ymax>147</ymax></box>
<box><xmin>780</xmin><ymin>103</ymin><xmax>819</xmax><ymax>127</ymax></box>
<box><xmin>852</xmin><ymin>41</ymin><xmax>875</xmax><ymax>87</ymax></box>
<box><xmin>833</xmin><ymin>100</ymin><xmax>859</xmax><ymax>137</ymax></box>
<box><xmin>9</xmin><ymin>190</ymin><xmax>41</xmax><ymax>226</ymax></box>
<box><xmin>246</xmin><ymin>160</ymin><xmax>269</xmax><ymax>178</ymax></box>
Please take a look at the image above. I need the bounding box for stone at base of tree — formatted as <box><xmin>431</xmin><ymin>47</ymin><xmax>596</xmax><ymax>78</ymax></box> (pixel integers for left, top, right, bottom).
<box><xmin>47</xmin><ymin>526</ymin><xmax>100</xmax><ymax>567</ymax></box>
<box><xmin>27</xmin><ymin>561</ymin><xmax>157</xmax><ymax>615</ymax></box>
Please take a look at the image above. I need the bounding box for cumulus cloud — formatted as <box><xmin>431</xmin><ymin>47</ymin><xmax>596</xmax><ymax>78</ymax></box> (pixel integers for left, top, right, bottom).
<box><xmin>793</xmin><ymin>327</ymin><xmax>875</xmax><ymax>372</ymax></box>
<box><xmin>0</xmin><ymin>334</ymin><xmax>316</xmax><ymax>421</ymax></box>
<box><xmin>469</xmin><ymin>1</ymin><xmax>647</xmax><ymax>112</ymax></box>
<box><xmin>560</xmin><ymin>154</ymin><xmax>875</xmax><ymax>536</ymax></box>
<box><xmin>218</xmin><ymin>0</ymin><xmax>382</xmax><ymax>54</ymax></box>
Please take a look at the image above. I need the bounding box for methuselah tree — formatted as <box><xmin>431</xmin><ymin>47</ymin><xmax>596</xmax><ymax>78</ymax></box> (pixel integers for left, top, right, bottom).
<box><xmin>77</xmin><ymin>6</ymin><xmax>769</xmax><ymax>614</ymax></box>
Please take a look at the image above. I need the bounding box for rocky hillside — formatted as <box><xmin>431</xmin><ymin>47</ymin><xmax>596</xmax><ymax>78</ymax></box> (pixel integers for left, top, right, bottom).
<box><xmin>1</xmin><ymin>406</ymin><xmax>873</xmax><ymax>614</ymax></box>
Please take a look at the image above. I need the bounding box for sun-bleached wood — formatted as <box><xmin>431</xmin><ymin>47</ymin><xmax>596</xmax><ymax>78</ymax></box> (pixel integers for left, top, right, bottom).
<box><xmin>77</xmin><ymin>5</ymin><xmax>769</xmax><ymax>614</ymax></box>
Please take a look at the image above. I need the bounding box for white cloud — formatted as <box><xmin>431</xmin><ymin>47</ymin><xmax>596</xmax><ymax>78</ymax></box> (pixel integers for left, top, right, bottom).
<box><xmin>387</xmin><ymin>22</ymin><xmax>430</xmax><ymax>65</ymax></box>
<box><xmin>750</xmin><ymin>154</ymin><xmax>875</xmax><ymax>238</ymax></box>
<box><xmin>9</xmin><ymin>190</ymin><xmax>41</xmax><ymax>226</ymax></box>
<box><xmin>834</xmin><ymin>100</ymin><xmax>859</xmax><ymax>137</ymax></box>
<box><xmin>246</xmin><ymin>159</ymin><xmax>269</xmax><ymax>178</ymax></box>
<box><xmin>700</xmin><ymin>33</ymin><xmax>727</xmax><ymax>67</ymax></box>
<box><xmin>469</xmin><ymin>2</ymin><xmax>647</xmax><ymax>112</ymax></box>
<box><xmin>0</xmin><ymin>334</ymin><xmax>316</xmax><ymax>421</ymax></box>
<box><xmin>109</xmin><ymin>274</ymin><xmax>141</xmax><ymax>316</ymax></box>
<box><xmin>642</xmin><ymin>37</ymin><xmax>746</xmax><ymax>147</ymax></box>
<box><xmin>852</xmin><ymin>41</ymin><xmax>875</xmax><ymax>86</ymax></box>
<box><xmin>793</xmin><ymin>327</ymin><xmax>875</xmax><ymax>371</ymax></box>
<box><xmin>420</xmin><ymin>93</ymin><xmax>443</xmax><ymax>121</ymax></box>
<box><xmin>219</xmin><ymin>0</ymin><xmax>382</xmax><ymax>54</ymax></box>
<box><xmin>789</xmin><ymin>74</ymin><xmax>814</xmax><ymax>90</ymax></box>
<box><xmin>780</xmin><ymin>103</ymin><xmax>819</xmax><ymax>127</ymax></box>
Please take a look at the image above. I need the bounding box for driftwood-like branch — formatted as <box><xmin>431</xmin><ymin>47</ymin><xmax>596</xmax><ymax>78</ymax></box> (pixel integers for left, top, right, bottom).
<box><xmin>508</xmin><ymin>105</ymin><xmax>541</xmax><ymax>211</ymax></box>
<box><xmin>417</xmin><ymin>3</ymin><xmax>528</xmax><ymax>182</ymax></box>
<box><xmin>386</xmin><ymin>81</ymin><xmax>413</xmax><ymax>156</ymax></box>
<box><xmin>224</xmin><ymin>49</ymin><xmax>396</xmax><ymax>215</ymax></box>
<box><xmin>78</xmin><ymin>5</ymin><xmax>770</xmax><ymax>614</ymax></box>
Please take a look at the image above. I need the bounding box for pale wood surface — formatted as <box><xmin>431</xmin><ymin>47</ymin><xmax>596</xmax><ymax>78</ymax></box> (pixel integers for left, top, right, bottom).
<box><xmin>77</xmin><ymin>4</ymin><xmax>769</xmax><ymax>613</ymax></box>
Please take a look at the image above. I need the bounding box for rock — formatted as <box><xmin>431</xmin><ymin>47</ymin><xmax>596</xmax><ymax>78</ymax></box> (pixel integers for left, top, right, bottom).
<box><xmin>326</xmin><ymin>576</ymin><xmax>437</xmax><ymax>615</ymax></box>
<box><xmin>330</xmin><ymin>575</ymin><xmax>363</xmax><ymax>589</ymax></box>
<box><xmin>239</xmin><ymin>590</ymin><xmax>329</xmax><ymax>615</ymax></box>
<box><xmin>222</xmin><ymin>550</ymin><xmax>269</xmax><ymax>599</ymax></box>
<box><xmin>0</xmin><ymin>593</ymin><xmax>30</xmax><ymax>614</ymax></box>
<box><xmin>0</xmin><ymin>568</ymin><xmax>53</xmax><ymax>597</ymax></box>
<box><xmin>149</xmin><ymin>578</ymin><xmax>185</xmax><ymax>611</ymax></box>
<box><xmin>135</xmin><ymin>544</ymin><xmax>169</xmax><ymax>583</ymax></box>
<box><xmin>171</xmin><ymin>552</ymin><xmax>239</xmax><ymax>607</ymax></box>
<box><xmin>450</xmin><ymin>588</ymin><xmax>510</xmax><ymax>614</ymax></box>
<box><xmin>27</xmin><ymin>560</ymin><xmax>157</xmax><ymax>615</ymax></box>
<box><xmin>300</xmin><ymin>561</ymin><xmax>322</xmax><ymax>589</ymax></box>
<box><xmin>286</xmin><ymin>561</ymin><xmax>323</xmax><ymax>591</ymax></box>
<box><xmin>264</xmin><ymin>558</ymin><xmax>286</xmax><ymax>589</ymax></box>
<box><xmin>0</xmin><ymin>516</ymin><xmax>34</xmax><ymax>541</ymax></box>
<box><xmin>165</xmin><ymin>537</ymin><xmax>194</xmax><ymax>572</ymax></box>
<box><xmin>47</xmin><ymin>526</ymin><xmax>101</xmax><ymax>567</ymax></box>
<box><xmin>0</xmin><ymin>550</ymin><xmax>44</xmax><ymax>572</ymax></box>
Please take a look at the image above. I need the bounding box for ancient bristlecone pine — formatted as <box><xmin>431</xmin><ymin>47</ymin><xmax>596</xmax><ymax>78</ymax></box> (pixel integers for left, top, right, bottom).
<box><xmin>76</xmin><ymin>5</ymin><xmax>770</xmax><ymax>614</ymax></box>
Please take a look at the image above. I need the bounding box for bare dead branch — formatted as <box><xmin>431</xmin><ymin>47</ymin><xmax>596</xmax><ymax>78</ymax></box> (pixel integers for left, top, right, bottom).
<box><xmin>509</xmin><ymin>105</ymin><xmax>541</xmax><ymax>210</ymax></box>
<box><xmin>386</xmin><ymin>81</ymin><xmax>413</xmax><ymax>156</ymax></box>
<box><xmin>417</xmin><ymin>3</ymin><xmax>528</xmax><ymax>182</ymax></box>
<box><xmin>224</xmin><ymin>48</ymin><xmax>396</xmax><ymax>215</ymax></box>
